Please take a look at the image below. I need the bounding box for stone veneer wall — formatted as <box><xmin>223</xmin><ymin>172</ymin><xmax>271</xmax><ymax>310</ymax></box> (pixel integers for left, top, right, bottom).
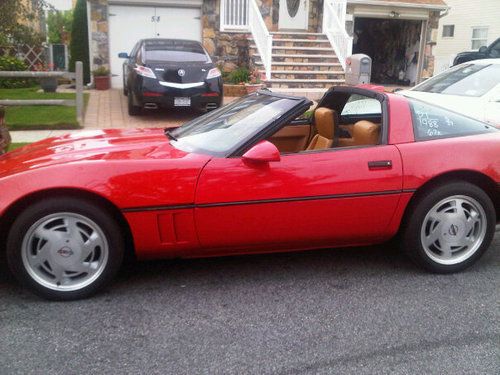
<box><xmin>203</xmin><ymin>0</ymin><xmax>276</xmax><ymax>71</ymax></box>
<box><xmin>421</xmin><ymin>11</ymin><xmax>440</xmax><ymax>79</ymax></box>
<box><xmin>88</xmin><ymin>0</ymin><xmax>110</xmax><ymax>71</ymax></box>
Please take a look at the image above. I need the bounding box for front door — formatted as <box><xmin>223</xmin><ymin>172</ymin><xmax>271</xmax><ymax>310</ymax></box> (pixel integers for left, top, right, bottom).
<box><xmin>279</xmin><ymin>0</ymin><xmax>309</xmax><ymax>30</ymax></box>
<box><xmin>194</xmin><ymin>145</ymin><xmax>403</xmax><ymax>253</ymax></box>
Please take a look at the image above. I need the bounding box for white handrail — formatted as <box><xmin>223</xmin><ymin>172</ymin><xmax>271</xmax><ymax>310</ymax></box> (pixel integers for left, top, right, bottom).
<box><xmin>323</xmin><ymin>0</ymin><xmax>353</xmax><ymax>71</ymax></box>
<box><xmin>249</xmin><ymin>0</ymin><xmax>272</xmax><ymax>80</ymax></box>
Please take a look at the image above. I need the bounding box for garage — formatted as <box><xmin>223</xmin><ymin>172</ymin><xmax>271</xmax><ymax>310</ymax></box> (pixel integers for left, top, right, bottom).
<box><xmin>353</xmin><ymin>17</ymin><xmax>423</xmax><ymax>85</ymax></box>
<box><xmin>108</xmin><ymin>1</ymin><xmax>202</xmax><ymax>88</ymax></box>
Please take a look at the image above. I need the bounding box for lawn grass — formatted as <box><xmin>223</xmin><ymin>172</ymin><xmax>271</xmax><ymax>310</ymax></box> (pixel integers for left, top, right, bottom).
<box><xmin>7</xmin><ymin>142</ymin><xmax>29</xmax><ymax>152</ymax></box>
<box><xmin>0</xmin><ymin>87</ymin><xmax>89</xmax><ymax>130</ymax></box>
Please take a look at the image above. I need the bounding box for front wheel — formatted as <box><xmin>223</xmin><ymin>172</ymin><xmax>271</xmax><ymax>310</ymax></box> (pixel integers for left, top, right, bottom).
<box><xmin>6</xmin><ymin>197</ymin><xmax>124</xmax><ymax>300</ymax></box>
<box><xmin>402</xmin><ymin>181</ymin><xmax>496</xmax><ymax>273</ymax></box>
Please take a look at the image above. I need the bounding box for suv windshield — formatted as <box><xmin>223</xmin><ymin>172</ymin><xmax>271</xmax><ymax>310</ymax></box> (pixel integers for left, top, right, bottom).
<box><xmin>409</xmin><ymin>98</ymin><xmax>497</xmax><ymax>141</ymax></box>
<box><xmin>144</xmin><ymin>40</ymin><xmax>209</xmax><ymax>63</ymax></box>
<box><xmin>169</xmin><ymin>93</ymin><xmax>303</xmax><ymax>157</ymax></box>
<box><xmin>413</xmin><ymin>63</ymin><xmax>500</xmax><ymax>97</ymax></box>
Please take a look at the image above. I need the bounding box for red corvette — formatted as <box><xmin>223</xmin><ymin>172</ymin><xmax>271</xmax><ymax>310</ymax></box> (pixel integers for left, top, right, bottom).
<box><xmin>0</xmin><ymin>87</ymin><xmax>498</xmax><ymax>300</ymax></box>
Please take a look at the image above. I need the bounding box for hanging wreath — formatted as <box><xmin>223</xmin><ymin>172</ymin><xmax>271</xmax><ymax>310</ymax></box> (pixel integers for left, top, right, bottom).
<box><xmin>286</xmin><ymin>0</ymin><xmax>300</xmax><ymax>18</ymax></box>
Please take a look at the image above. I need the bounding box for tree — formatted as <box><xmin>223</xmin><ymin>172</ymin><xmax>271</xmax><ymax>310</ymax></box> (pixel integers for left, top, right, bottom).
<box><xmin>0</xmin><ymin>0</ymin><xmax>48</xmax><ymax>45</ymax></box>
<box><xmin>69</xmin><ymin>0</ymin><xmax>90</xmax><ymax>84</ymax></box>
<box><xmin>47</xmin><ymin>10</ymin><xmax>73</xmax><ymax>44</ymax></box>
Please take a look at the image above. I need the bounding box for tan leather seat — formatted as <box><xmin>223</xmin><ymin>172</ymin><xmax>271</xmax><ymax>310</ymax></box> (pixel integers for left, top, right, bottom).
<box><xmin>338</xmin><ymin>120</ymin><xmax>380</xmax><ymax>147</ymax></box>
<box><xmin>306</xmin><ymin>107</ymin><xmax>336</xmax><ymax>151</ymax></box>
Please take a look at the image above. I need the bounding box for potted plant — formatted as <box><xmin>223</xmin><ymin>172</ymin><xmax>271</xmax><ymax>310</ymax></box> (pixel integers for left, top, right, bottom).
<box><xmin>92</xmin><ymin>66</ymin><xmax>110</xmax><ymax>90</ymax></box>
<box><xmin>34</xmin><ymin>62</ymin><xmax>58</xmax><ymax>93</ymax></box>
<box><xmin>244</xmin><ymin>69</ymin><xmax>265</xmax><ymax>93</ymax></box>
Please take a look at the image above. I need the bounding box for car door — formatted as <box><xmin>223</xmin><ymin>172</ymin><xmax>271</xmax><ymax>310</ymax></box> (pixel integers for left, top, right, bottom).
<box><xmin>194</xmin><ymin>145</ymin><xmax>403</xmax><ymax>253</ymax></box>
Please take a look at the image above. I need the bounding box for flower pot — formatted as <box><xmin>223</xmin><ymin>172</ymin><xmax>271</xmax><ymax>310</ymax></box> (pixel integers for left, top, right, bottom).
<box><xmin>40</xmin><ymin>77</ymin><xmax>58</xmax><ymax>93</ymax></box>
<box><xmin>94</xmin><ymin>75</ymin><xmax>110</xmax><ymax>90</ymax></box>
<box><xmin>245</xmin><ymin>83</ymin><xmax>264</xmax><ymax>94</ymax></box>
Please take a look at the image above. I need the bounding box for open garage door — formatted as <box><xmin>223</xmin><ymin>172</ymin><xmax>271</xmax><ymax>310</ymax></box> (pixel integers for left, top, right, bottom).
<box><xmin>109</xmin><ymin>5</ymin><xmax>202</xmax><ymax>88</ymax></box>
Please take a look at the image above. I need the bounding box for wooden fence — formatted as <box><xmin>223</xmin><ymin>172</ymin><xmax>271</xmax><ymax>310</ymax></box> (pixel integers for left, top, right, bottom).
<box><xmin>0</xmin><ymin>61</ymin><xmax>84</xmax><ymax>125</ymax></box>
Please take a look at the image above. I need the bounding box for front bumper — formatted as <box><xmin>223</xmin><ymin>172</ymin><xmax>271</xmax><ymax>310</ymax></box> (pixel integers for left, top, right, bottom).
<box><xmin>134</xmin><ymin>77</ymin><xmax>223</xmax><ymax>109</ymax></box>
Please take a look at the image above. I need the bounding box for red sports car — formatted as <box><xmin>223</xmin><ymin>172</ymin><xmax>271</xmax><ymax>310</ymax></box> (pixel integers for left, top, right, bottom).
<box><xmin>0</xmin><ymin>87</ymin><xmax>498</xmax><ymax>300</ymax></box>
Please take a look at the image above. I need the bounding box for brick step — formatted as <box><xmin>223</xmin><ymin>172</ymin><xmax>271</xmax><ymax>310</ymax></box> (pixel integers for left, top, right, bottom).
<box><xmin>249</xmin><ymin>38</ymin><xmax>330</xmax><ymax>48</ymax></box>
<box><xmin>255</xmin><ymin>53</ymin><xmax>339</xmax><ymax>60</ymax></box>
<box><xmin>265</xmin><ymin>78</ymin><xmax>345</xmax><ymax>89</ymax></box>
<box><xmin>272</xmin><ymin>38</ymin><xmax>330</xmax><ymax>44</ymax></box>
<box><xmin>268</xmin><ymin>72</ymin><xmax>345</xmax><ymax>80</ymax></box>
<box><xmin>269</xmin><ymin>31</ymin><xmax>326</xmax><ymax>40</ymax></box>
<box><xmin>255</xmin><ymin>61</ymin><xmax>342</xmax><ymax>71</ymax></box>
<box><xmin>251</xmin><ymin>45</ymin><xmax>335</xmax><ymax>54</ymax></box>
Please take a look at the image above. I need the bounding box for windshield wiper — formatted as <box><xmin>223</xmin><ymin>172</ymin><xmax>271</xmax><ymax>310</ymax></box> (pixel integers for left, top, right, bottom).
<box><xmin>165</xmin><ymin>129</ymin><xmax>178</xmax><ymax>141</ymax></box>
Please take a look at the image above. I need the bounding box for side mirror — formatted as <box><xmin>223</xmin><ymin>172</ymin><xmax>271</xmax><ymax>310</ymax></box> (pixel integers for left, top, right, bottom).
<box><xmin>118</xmin><ymin>52</ymin><xmax>129</xmax><ymax>58</ymax></box>
<box><xmin>242</xmin><ymin>140</ymin><xmax>280</xmax><ymax>163</ymax></box>
<box><xmin>478</xmin><ymin>46</ymin><xmax>488</xmax><ymax>54</ymax></box>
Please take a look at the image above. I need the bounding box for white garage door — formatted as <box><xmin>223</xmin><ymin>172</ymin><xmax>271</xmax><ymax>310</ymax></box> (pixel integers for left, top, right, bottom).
<box><xmin>109</xmin><ymin>5</ymin><xmax>202</xmax><ymax>88</ymax></box>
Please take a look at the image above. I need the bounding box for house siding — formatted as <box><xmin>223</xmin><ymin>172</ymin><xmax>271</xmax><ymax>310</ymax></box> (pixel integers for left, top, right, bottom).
<box><xmin>433</xmin><ymin>0</ymin><xmax>500</xmax><ymax>73</ymax></box>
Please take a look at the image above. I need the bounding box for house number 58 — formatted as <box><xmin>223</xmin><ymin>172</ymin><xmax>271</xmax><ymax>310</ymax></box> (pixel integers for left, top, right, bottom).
<box><xmin>151</xmin><ymin>16</ymin><xmax>160</xmax><ymax>22</ymax></box>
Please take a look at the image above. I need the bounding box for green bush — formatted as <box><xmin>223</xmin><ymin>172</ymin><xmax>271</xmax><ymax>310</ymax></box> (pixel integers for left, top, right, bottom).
<box><xmin>227</xmin><ymin>67</ymin><xmax>251</xmax><ymax>84</ymax></box>
<box><xmin>69</xmin><ymin>0</ymin><xmax>90</xmax><ymax>84</ymax></box>
<box><xmin>0</xmin><ymin>56</ymin><xmax>36</xmax><ymax>88</ymax></box>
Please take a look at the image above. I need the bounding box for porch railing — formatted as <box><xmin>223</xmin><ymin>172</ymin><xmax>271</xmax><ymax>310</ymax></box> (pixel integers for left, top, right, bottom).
<box><xmin>249</xmin><ymin>0</ymin><xmax>272</xmax><ymax>80</ymax></box>
<box><xmin>323</xmin><ymin>0</ymin><xmax>353</xmax><ymax>71</ymax></box>
<box><xmin>220</xmin><ymin>0</ymin><xmax>249</xmax><ymax>30</ymax></box>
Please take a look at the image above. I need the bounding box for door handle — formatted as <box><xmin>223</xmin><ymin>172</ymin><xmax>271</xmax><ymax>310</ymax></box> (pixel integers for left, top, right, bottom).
<box><xmin>368</xmin><ymin>160</ymin><xmax>392</xmax><ymax>170</ymax></box>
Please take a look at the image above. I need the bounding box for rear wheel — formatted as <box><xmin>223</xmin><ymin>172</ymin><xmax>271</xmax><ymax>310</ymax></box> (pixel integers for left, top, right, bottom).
<box><xmin>402</xmin><ymin>181</ymin><xmax>496</xmax><ymax>273</ymax></box>
<box><xmin>128</xmin><ymin>93</ymin><xmax>141</xmax><ymax>116</ymax></box>
<box><xmin>6</xmin><ymin>197</ymin><xmax>124</xmax><ymax>300</ymax></box>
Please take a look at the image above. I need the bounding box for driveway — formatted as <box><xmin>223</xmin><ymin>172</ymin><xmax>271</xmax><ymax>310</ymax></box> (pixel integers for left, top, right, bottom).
<box><xmin>0</xmin><ymin>234</ymin><xmax>498</xmax><ymax>374</ymax></box>
<box><xmin>84</xmin><ymin>89</ymin><xmax>233</xmax><ymax>129</ymax></box>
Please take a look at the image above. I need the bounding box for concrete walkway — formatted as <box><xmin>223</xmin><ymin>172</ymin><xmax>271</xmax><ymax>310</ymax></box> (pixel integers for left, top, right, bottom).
<box><xmin>11</xmin><ymin>89</ymin><xmax>234</xmax><ymax>143</ymax></box>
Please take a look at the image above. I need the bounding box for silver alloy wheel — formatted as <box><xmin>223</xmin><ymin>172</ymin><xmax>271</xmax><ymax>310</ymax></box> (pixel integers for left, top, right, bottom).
<box><xmin>21</xmin><ymin>213</ymin><xmax>109</xmax><ymax>292</ymax></box>
<box><xmin>420</xmin><ymin>195</ymin><xmax>487</xmax><ymax>265</ymax></box>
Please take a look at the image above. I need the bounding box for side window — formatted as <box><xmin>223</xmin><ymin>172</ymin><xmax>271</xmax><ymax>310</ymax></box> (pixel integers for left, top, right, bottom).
<box><xmin>409</xmin><ymin>99</ymin><xmax>497</xmax><ymax>141</ymax></box>
<box><xmin>341</xmin><ymin>94</ymin><xmax>381</xmax><ymax>116</ymax></box>
<box><xmin>489</xmin><ymin>40</ymin><xmax>500</xmax><ymax>58</ymax></box>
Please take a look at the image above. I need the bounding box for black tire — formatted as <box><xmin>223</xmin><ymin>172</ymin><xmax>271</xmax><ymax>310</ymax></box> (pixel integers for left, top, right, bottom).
<box><xmin>128</xmin><ymin>93</ymin><xmax>141</xmax><ymax>116</ymax></box>
<box><xmin>6</xmin><ymin>197</ymin><xmax>124</xmax><ymax>301</ymax></box>
<box><xmin>401</xmin><ymin>181</ymin><xmax>496</xmax><ymax>273</ymax></box>
<box><xmin>123</xmin><ymin>85</ymin><xmax>128</xmax><ymax>96</ymax></box>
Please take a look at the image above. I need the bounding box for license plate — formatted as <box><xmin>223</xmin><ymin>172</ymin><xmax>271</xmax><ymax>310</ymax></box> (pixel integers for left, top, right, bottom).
<box><xmin>174</xmin><ymin>97</ymin><xmax>191</xmax><ymax>107</ymax></box>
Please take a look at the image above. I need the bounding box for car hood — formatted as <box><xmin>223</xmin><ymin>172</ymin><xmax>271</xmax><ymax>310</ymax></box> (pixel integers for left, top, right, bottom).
<box><xmin>0</xmin><ymin>128</ymin><xmax>196</xmax><ymax>178</ymax></box>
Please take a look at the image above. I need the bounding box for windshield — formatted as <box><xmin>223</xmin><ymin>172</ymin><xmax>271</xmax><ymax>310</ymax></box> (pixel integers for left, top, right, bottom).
<box><xmin>412</xmin><ymin>63</ymin><xmax>500</xmax><ymax>97</ymax></box>
<box><xmin>144</xmin><ymin>40</ymin><xmax>209</xmax><ymax>63</ymax></box>
<box><xmin>169</xmin><ymin>93</ymin><xmax>303</xmax><ymax>156</ymax></box>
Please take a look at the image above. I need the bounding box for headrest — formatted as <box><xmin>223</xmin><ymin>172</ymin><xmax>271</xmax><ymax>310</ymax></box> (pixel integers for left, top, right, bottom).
<box><xmin>314</xmin><ymin>107</ymin><xmax>336</xmax><ymax>139</ymax></box>
<box><xmin>352</xmin><ymin>121</ymin><xmax>380</xmax><ymax>145</ymax></box>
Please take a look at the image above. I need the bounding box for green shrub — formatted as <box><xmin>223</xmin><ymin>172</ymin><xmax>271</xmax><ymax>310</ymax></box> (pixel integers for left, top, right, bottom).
<box><xmin>227</xmin><ymin>67</ymin><xmax>251</xmax><ymax>84</ymax></box>
<box><xmin>0</xmin><ymin>56</ymin><xmax>36</xmax><ymax>88</ymax></box>
<box><xmin>69</xmin><ymin>0</ymin><xmax>90</xmax><ymax>84</ymax></box>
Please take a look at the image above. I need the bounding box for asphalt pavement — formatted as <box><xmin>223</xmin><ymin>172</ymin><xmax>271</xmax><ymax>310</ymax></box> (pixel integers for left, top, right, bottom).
<box><xmin>1</xmin><ymin>234</ymin><xmax>498</xmax><ymax>375</ymax></box>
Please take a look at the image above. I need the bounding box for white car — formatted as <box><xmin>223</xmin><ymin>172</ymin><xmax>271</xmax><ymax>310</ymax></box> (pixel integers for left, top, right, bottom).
<box><xmin>400</xmin><ymin>59</ymin><xmax>500</xmax><ymax>127</ymax></box>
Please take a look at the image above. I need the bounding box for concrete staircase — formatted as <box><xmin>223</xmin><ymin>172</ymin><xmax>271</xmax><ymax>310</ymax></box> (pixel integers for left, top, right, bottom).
<box><xmin>251</xmin><ymin>31</ymin><xmax>345</xmax><ymax>92</ymax></box>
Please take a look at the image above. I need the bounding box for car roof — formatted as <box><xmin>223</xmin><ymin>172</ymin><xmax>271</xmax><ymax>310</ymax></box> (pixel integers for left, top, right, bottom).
<box><xmin>456</xmin><ymin>58</ymin><xmax>500</xmax><ymax>66</ymax></box>
<box><xmin>140</xmin><ymin>38</ymin><xmax>202</xmax><ymax>45</ymax></box>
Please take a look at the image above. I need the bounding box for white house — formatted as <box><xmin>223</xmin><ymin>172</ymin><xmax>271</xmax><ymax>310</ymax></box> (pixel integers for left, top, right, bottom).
<box><xmin>433</xmin><ymin>0</ymin><xmax>500</xmax><ymax>73</ymax></box>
